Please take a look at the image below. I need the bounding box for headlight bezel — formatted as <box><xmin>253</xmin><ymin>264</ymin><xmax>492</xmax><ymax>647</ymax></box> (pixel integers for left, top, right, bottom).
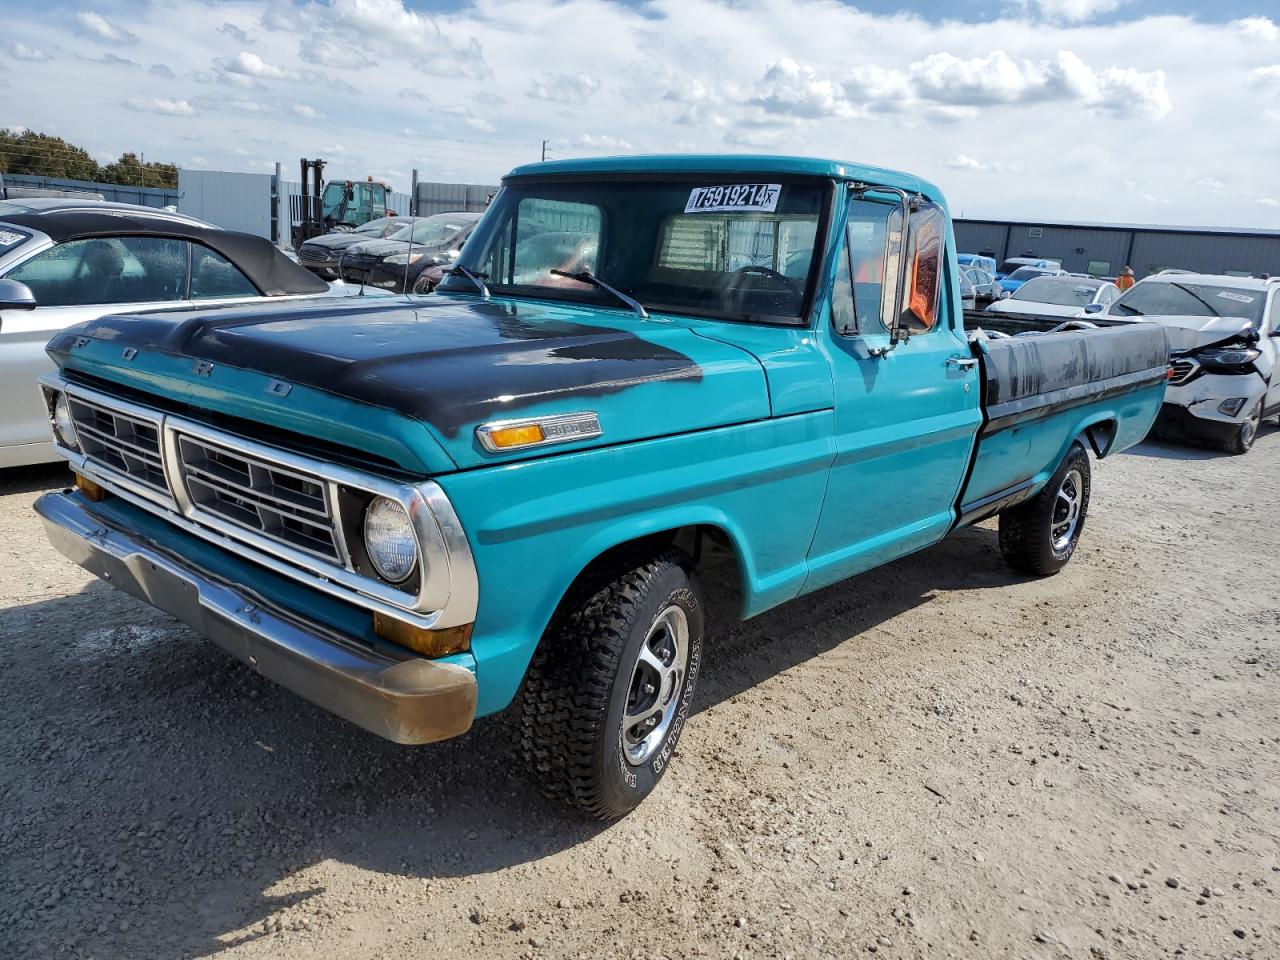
<box><xmin>1193</xmin><ymin>345</ymin><xmax>1262</xmax><ymax>371</ymax></box>
<box><xmin>52</xmin><ymin>391</ymin><xmax>79</xmax><ymax>450</ymax></box>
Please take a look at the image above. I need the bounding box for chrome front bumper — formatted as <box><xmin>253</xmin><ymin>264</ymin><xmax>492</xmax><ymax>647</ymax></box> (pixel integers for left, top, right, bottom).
<box><xmin>35</xmin><ymin>490</ymin><xmax>477</xmax><ymax>745</ymax></box>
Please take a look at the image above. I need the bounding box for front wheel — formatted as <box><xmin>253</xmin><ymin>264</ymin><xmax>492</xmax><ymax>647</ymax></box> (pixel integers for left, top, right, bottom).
<box><xmin>1221</xmin><ymin>400</ymin><xmax>1262</xmax><ymax>455</ymax></box>
<box><xmin>520</xmin><ymin>548</ymin><xmax>704</xmax><ymax>820</ymax></box>
<box><xmin>999</xmin><ymin>443</ymin><xmax>1091</xmax><ymax>576</ymax></box>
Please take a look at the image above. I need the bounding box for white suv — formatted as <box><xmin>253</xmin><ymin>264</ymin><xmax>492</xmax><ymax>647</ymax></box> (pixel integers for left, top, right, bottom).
<box><xmin>1099</xmin><ymin>271</ymin><xmax>1280</xmax><ymax>454</ymax></box>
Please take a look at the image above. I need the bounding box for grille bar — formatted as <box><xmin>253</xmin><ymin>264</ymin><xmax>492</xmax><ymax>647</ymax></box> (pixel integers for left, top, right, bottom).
<box><xmin>175</xmin><ymin>433</ymin><xmax>344</xmax><ymax>564</ymax></box>
<box><xmin>67</xmin><ymin>395</ymin><xmax>169</xmax><ymax>497</ymax></box>
<box><xmin>1168</xmin><ymin>359</ymin><xmax>1198</xmax><ymax>386</ymax></box>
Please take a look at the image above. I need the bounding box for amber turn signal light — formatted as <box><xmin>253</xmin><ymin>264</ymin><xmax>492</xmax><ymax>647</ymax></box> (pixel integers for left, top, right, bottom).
<box><xmin>485</xmin><ymin>423</ymin><xmax>545</xmax><ymax>449</ymax></box>
<box><xmin>74</xmin><ymin>473</ymin><xmax>108</xmax><ymax>502</ymax></box>
<box><xmin>373</xmin><ymin>614</ymin><xmax>473</xmax><ymax>658</ymax></box>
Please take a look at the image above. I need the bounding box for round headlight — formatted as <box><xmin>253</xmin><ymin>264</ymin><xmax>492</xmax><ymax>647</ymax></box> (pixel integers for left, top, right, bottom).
<box><xmin>363</xmin><ymin>496</ymin><xmax>418</xmax><ymax>583</ymax></box>
<box><xmin>53</xmin><ymin>393</ymin><xmax>78</xmax><ymax>449</ymax></box>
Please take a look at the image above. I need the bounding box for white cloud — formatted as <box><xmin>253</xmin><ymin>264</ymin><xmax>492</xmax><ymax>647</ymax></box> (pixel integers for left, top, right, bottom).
<box><xmin>1251</xmin><ymin>65</ymin><xmax>1280</xmax><ymax>88</ymax></box>
<box><xmin>75</xmin><ymin>11</ymin><xmax>137</xmax><ymax>45</ymax></box>
<box><xmin>215</xmin><ymin>51</ymin><xmax>285</xmax><ymax>80</ymax></box>
<box><xmin>218</xmin><ymin>22</ymin><xmax>251</xmax><ymax>44</ymax></box>
<box><xmin>567</xmin><ymin>133</ymin><xmax>634</xmax><ymax>151</ymax></box>
<box><xmin>291</xmin><ymin>104</ymin><xmax>325</xmax><ymax>121</ymax></box>
<box><xmin>751</xmin><ymin>58</ymin><xmax>853</xmax><ymax>119</ymax></box>
<box><xmin>1234</xmin><ymin>17</ymin><xmax>1279</xmax><ymax>43</ymax></box>
<box><xmin>1034</xmin><ymin>0</ymin><xmax>1125</xmax><ymax>23</ymax></box>
<box><xmin>947</xmin><ymin>155</ymin><xmax>984</xmax><ymax>171</ymax></box>
<box><xmin>8</xmin><ymin>42</ymin><xmax>51</xmax><ymax>62</ymax></box>
<box><xmin>124</xmin><ymin>97</ymin><xmax>195</xmax><ymax>117</ymax></box>
<box><xmin>1261</xmin><ymin>197</ymin><xmax>1280</xmax><ymax>208</ymax></box>
<box><xmin>527</xmin><ymin>72</ymin><xmax>602</xmax><ymax>103</ymax></box>
<box><xmin>1194</xmin><ymin>176</ymin><xmax>1227</xmax><ymax>192</ymax></box>
<box><xmin>150</xmin><ymin>63</ymin><xmax>175</xmax><ymax>79</ymax></box>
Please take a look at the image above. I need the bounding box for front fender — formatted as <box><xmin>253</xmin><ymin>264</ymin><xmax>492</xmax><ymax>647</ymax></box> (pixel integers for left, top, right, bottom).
<box><xmin>436</xmin><ymin>411</ymin><xmax>835</xmax><ymax>716</ymax></box>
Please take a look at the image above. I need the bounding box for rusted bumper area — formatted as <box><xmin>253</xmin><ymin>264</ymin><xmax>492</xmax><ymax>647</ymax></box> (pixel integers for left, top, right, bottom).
<box><xmin>34</xmin><ymin>490</ymin><xmax>477</xmax><ymax>745</ymax></box>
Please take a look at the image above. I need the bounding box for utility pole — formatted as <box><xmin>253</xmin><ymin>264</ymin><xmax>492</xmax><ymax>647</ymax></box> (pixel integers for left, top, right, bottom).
<box><xmin>541</xmin><ymin>139</ymin><xmax>548</xmax><ymax>162</ymax></box>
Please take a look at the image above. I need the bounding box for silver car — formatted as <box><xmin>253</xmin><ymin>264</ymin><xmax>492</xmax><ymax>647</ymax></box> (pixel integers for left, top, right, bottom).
<box><xmin>0</xmin><ymin>199</ymin><xmax>347</xmax><ymax>468</ymax></box>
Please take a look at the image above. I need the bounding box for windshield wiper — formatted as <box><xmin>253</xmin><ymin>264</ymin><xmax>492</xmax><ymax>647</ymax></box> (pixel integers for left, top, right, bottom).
<box><xmin>1168</xmin><ymin>282</ymin><xmax>1219</xmax><ymax>317</ymax></box>
<box><xmin>550</xmin><ymin>269</ymin><xmax>649</xmax><ymax>319</ymax></box>
<box><xmin>448</xmin><ymin>265</ymin><xmax>490</xmax><ymax>298</ymax></box>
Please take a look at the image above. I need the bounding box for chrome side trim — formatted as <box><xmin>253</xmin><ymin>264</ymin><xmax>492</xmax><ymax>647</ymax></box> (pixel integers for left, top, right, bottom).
<box><xmin>40</xmin><ymin>372</ymin><xmax>479</xmax><ymax>630</ymax></box>
<box><xmin>475</xmin><ymin>411</ymin><xmax>602</xmax><ymax>453</ymax></box>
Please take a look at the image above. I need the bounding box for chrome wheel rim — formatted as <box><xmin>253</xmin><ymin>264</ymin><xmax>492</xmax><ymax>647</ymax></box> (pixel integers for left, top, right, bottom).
<box><xmin>1241</xmin><ymin>404</ymin><xmax>1260</xmax><ymax>448</ymax></box>
<box><xmin>1051</xmin><ymin>468</ymin><xmax>1084</xmax><ymax>553</ymax></box>
<box><xmin>622</xmin><ymin>605</ymin><xmax>690</xmax><ymax>766</ymax></box>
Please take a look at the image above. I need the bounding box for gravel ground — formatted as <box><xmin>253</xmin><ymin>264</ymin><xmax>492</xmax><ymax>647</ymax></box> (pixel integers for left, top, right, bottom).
<box><xmin>2</xmin><ymin>430</ymin><xmax>1279</xmax><ymax>960</ymax></box>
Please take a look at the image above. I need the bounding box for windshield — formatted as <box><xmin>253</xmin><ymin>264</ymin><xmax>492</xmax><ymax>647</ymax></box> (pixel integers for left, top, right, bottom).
<box><xmin>1110</xmin><ymin>280</ymin><xmax>1266</xmax><ymax>323</ymax></box>
<box><xmin>439</xmin><ymin>178</ymin><xmax>827</xmax><ymax>324</ymax></box>
<box><xmin>999</xmin><ymin>259</ymin><xmax>1040</xmax><ymax>275</ymax></box>
<box><xmin>320</xmin><ymin>182</ymin><xmax>349</xmax><ymax>219</ymax></box>
<box><xmin>390</xmin><ymin>214</ymin><xmax>476</xmax><ymax>246</ymax></box>
<box><xmin>354</xmin><ymin>219</ymin><xmax>395</xmax><ymax>236</ymax></box>
<box><xmin>1009</xmin><ymin>266</ymin><xmax>1052</xmax><ymax>281</ymax></box>
<box><xmin>1013</xmin><ymin>277</ymin><xmax>1100</xmax><ymax>306</ymax></box>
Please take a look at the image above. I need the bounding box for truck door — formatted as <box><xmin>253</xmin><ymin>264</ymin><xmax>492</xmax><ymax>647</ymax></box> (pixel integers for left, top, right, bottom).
<box><xmin>803</xmin><ymin>196</ymin><xmax>983</xmax><ymax>592</ymax></box>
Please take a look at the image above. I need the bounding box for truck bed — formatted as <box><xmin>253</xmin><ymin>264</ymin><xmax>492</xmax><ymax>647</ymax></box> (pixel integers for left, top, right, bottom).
<box><xmin>957</xmin><ymin>323</ymin><xmax>1169</xmax><ymax>525</ymax></box>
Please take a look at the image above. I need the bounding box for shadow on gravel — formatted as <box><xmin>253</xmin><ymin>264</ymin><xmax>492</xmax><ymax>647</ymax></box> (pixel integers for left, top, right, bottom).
<box><xmin>1121</xmin><ymin>424</ymin><xmax>1277</xmax><ymax>461</ymax></box>
<box><xmin>0</xmin><ymin>523</ymin><xmax>1017</xmax><ymax>958</ymax></box>
<box><xmin>0</xmin><ymin>461</ymin><xmax>72</xmax><ymax>496</ymax></box>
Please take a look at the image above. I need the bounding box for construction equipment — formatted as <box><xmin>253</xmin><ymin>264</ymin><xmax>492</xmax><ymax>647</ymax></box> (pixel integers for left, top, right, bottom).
<box><xmin>289</xmin><ymin>158</ymin><xmax>394</xmax><ymax>248</ymax></box>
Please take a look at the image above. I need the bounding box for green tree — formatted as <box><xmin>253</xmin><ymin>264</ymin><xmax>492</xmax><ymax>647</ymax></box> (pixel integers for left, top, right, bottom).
<box><xmin>0</xmin><ymin>131</ymin><xmax>178</xmax><ymax>188</ymax></box>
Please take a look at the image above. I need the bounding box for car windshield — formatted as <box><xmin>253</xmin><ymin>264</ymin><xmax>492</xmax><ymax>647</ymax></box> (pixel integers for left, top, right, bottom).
<box><xmin>1009</xmin><ymin>266</ymin><xmax>1051</xmax><ymax>281</ymax></box>
<box><xmin>1110</xmin><ymin>280</ymin><xmax>1266</xmax><ymax>323</ymax></box>
<box><xmin>1013</xmin><ymin>277</ymin><xmax>1100</xmax><ymax>305</ymax></box>
<box><xmin>440</xmin><ymin>178</ymin><xmax>826</xmax><ymax>324</ymax></box>
<box><xmin>999</xmin><ymin>259</ymin><xmax>1039</xmax><ymax>274</ymax></box>
<box><xmin>353</xmin><ymin>219</ymin><xmax>394</xmax><ymax>236</ymax></box>
<box><xmin>390</xmin><ymin>214</ymin><xmax>475</xmax><ymax>246</ymax></box>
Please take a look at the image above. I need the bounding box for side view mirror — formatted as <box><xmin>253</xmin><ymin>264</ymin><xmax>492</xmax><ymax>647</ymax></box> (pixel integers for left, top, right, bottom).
<box><xmin>1083</xmin><ymin>303</ymin><xmax>1104</xmax><ymax>314</ymax></box>
<box><xmin>0</xmin><ymin>278</ymin><xmax>37</xmax><ymax>310</ymax></box>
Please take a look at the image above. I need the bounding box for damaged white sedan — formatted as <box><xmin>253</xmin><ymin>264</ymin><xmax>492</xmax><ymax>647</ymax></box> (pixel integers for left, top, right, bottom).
<box><xmin>1101</xmin><ymin>271</ymin><xmax>1280</xmax><ymax>454</ymax></box>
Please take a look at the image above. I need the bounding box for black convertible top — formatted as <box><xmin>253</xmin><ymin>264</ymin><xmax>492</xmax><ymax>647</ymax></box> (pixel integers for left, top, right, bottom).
<box><xmin>0</xmin><ymin>209</ymin><xmax>328</xmax><ymax>297</ymax></box>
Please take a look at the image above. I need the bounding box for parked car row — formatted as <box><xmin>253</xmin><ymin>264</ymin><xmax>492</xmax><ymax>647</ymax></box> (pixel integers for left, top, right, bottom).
<box><xmin>297</xmin><ymin>212</ymin><xmax>482</xmax><ymax>293</ymax></box>
<box><xmin>962</xmin><ymin>251</ymin><xmax>1280</xmax><ymax>456</ymax></box>
<box><xmin>0</xmin><ymin>198</ymin><xmax>384</xmax><ymax>468</ymax></box>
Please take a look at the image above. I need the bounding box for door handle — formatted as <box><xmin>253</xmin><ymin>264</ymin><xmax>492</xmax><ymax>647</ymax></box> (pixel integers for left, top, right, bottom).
<box><xmin>947</xmin><ymin>356</ymin><xmax>978</xmax><ymax>369</ymax></box>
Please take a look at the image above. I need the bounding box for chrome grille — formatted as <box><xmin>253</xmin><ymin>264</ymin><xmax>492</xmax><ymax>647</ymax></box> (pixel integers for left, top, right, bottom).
<box><xmin>1168</xmin><ymin>358</ymin><xmax>1198</xmax><ymax>386</ymax></box>
<box><xmin>298</xmin><ymin>245</ymin><xmax>329</xmax><ymax>263</ymax></box>
<box><xmin>174</xmin><ymin>433</ymin><xmax>343</xmax><ymax>563</ymax></box>
<box><xmin>67</xmin><ymin>395</ymin><xmax>169</xmax><ymax>495</ymax></box>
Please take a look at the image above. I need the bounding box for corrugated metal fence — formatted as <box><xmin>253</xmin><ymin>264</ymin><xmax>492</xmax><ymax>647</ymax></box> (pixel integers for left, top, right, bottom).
<box><xmin>1</xmin><ymin>173</ymin><xmax>179</xmax><ymax>207</ymax></box>
<box><xmin>413</xmin><ymin>182</ymin><xmax>498</xmax><ymax>215</ymax></box>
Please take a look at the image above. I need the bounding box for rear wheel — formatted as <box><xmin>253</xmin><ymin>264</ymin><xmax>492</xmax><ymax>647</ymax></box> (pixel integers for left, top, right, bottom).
<box><xmin>520</xmin><ymin>548</ymin><xmax>704</xmax><ymax>820</ymax></box>
<box><xmin>1221</xmin><ymin>400</ymin><xmax>1262</xmax><ymax>455</ymax></box>
<box><xmin>999</xmin><ymin>443</ymin><xmax>1091</xmax><ymax>576</ymax></box>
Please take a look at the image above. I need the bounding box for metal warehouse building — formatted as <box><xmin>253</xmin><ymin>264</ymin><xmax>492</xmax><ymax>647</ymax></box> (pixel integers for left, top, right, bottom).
<box><xmin>954</xmin><ymin>218</ymin><xmax>1280</xmax><ymax>280</ymax></box>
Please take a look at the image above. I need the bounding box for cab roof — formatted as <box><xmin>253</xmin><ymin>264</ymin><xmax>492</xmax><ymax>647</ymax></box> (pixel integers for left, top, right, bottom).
<box><xmin>503</xmin><ymin>154</ymin><xmax>945</xmax><ymax>205</ymax></box>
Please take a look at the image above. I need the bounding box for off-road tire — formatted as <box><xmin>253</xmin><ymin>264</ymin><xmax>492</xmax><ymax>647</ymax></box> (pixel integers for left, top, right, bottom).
<box><xmin>1221</xmin><ymin>400</ymin><xmax>1262</xmax><ymax>456</ymax></box>
<box><xmin>520</xmin><ymin>548</ymin><xmax>704</xmax><ymax>820</ymax></box>
<box><xmin>999</xmin><ymin>442</ymin><xmax>1091</xmax><ymax>576</ymax></box>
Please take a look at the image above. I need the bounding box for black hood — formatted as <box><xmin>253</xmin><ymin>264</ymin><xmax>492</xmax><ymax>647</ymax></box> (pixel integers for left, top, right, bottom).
<box><xmin>303</xmin><ymin>232</ymin><xmax>387</xmax><ymax>252</ymax></box>
<box><xmin>48</xmin><ymin>294</ymin><xmax>773</xmax><ymax>470</ymax></box>
<box><xmin>343</xmin><ymin>236</ymin><xmax>454</xmax><ymax>261</ymax></box>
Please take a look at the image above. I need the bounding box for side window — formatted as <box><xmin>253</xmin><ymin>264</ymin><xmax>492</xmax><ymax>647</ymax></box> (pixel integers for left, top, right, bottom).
<box><xmin>190</xmin><ymin>245</ymin><xmax>258</xmax><ymax>300</ymax></box>
<box><xmin>830</xmin><ymin>230</ymin><xmax>855</xmax><ymax>334</ymax></box>
<box><xmin>1267</xmin><ymin>293</ymin><xmax>1280</xmax><ymax>334</ymax></box>
<box><xmin>5</xmin><ymin>236</ymin><xmax>186</xmax><ymax>307</ymax></box>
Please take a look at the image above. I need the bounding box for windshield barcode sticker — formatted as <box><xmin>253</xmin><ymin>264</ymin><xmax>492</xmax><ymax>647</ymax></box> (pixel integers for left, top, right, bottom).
<box><xmin>685</xmin><ymin>184</ymin><xmax>781</xmax><ymax>214</ymax></box>
<box><xmin>1216</xmin><ymin>291</ymin><xmax>1255</xmax><ymax>303</ymax></box>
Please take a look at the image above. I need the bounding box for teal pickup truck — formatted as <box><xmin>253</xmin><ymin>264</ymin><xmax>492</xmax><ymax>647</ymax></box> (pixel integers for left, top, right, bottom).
<box><xmin>32</xmin><ymin>156</ymin><xmax>1168</xmax><ymax>819</ymax></box>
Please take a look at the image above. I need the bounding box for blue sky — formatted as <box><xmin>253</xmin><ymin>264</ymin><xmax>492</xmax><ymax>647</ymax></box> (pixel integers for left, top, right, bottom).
<box><xmin>3</xmin><ymin>1</ymin><xmax>1279</xmax><ymax>227</ymax></box>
